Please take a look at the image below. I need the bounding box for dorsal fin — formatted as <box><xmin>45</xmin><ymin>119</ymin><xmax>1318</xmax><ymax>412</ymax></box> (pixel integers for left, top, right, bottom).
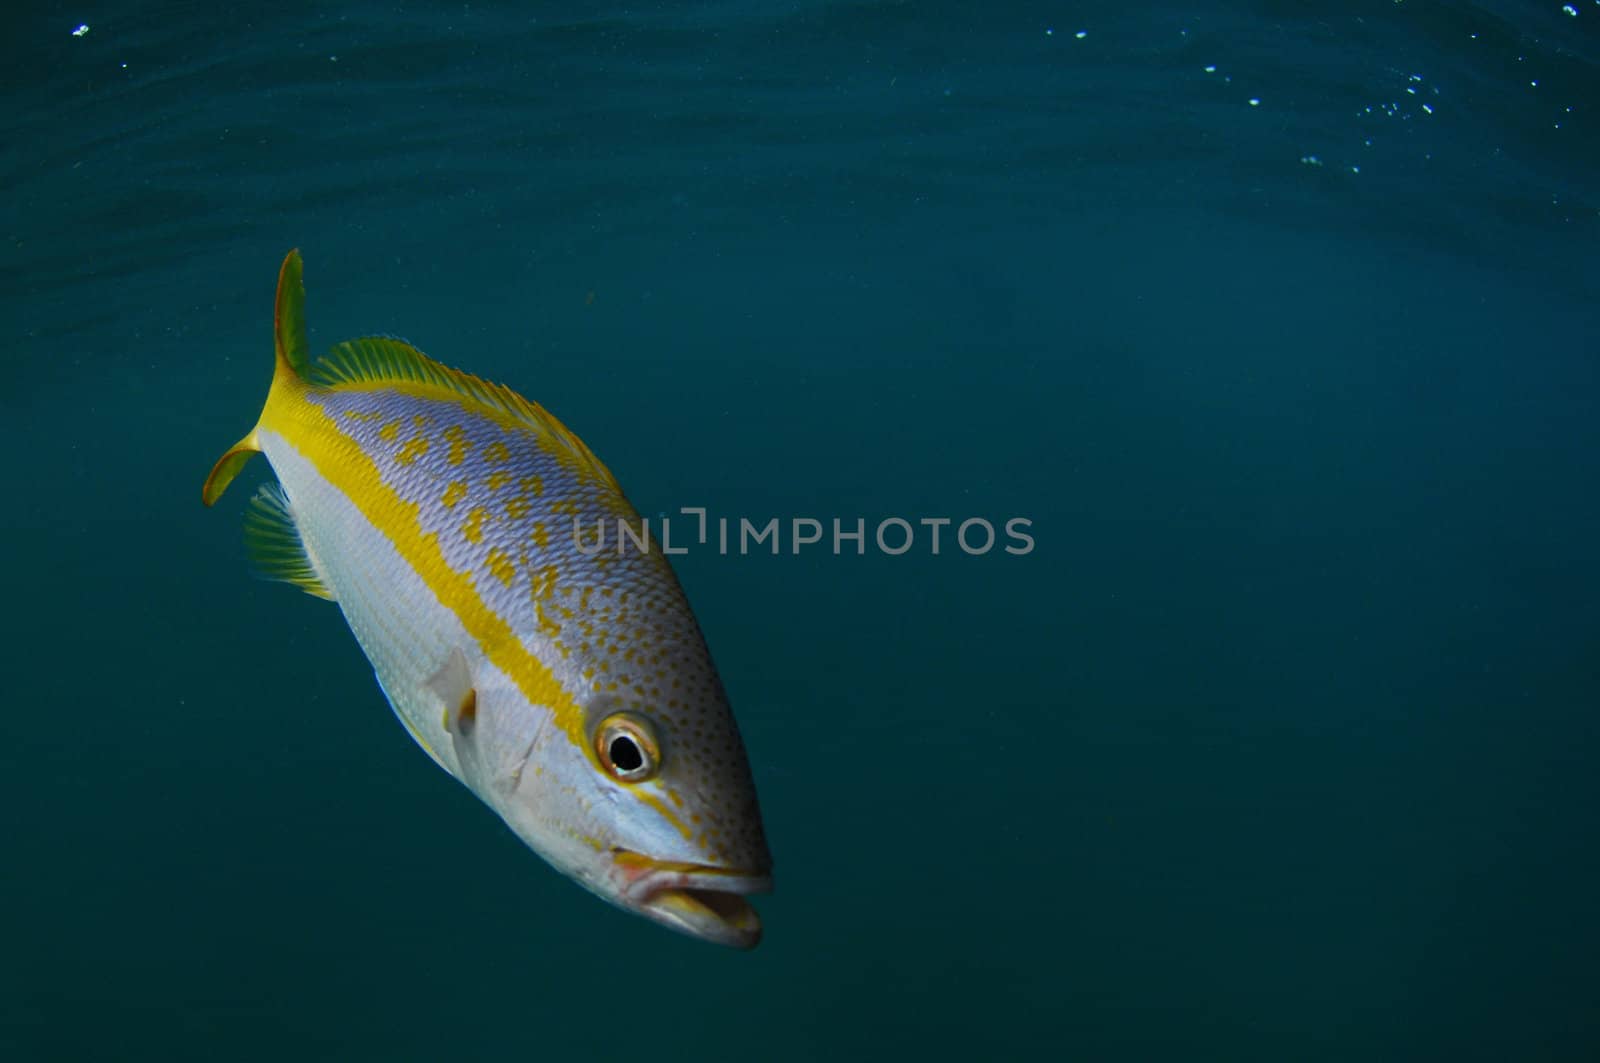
<box><xmin>242</xmin><ymin>483</ymin><xmax>334</xmax><ymax>600</ymax></box>
<box><xmin>309</xmin><ymin>336</ymin><xmax>619</xmax><ymax>490</ymax></box>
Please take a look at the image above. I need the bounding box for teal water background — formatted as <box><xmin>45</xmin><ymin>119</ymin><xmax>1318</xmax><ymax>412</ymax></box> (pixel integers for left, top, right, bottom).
<box><xmin>4</xmin><ymin>2</ymin><xmax>1598</xmax><ymax>1059</ymax></box>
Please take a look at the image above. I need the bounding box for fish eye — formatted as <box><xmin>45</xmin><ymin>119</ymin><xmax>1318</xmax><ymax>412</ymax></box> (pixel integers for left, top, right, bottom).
<box><xmin>595</xmin><ymin>713</ymin><xmax>659</xmax><ymax>782</ymax></box>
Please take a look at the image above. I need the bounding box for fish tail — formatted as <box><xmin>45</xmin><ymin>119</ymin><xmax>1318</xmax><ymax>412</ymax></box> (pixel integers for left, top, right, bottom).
<box><xmin>201</xmin><ymin>249</ymin><xmax>312</xmax><ymax>506</ymax></box>
<box><xmin>269</xmin><ymin>247</ymin><xmax>313</xmax><ymax>381</ymax></box>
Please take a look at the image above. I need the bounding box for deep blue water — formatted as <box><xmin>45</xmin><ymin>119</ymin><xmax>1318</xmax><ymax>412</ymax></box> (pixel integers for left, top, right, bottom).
<box><xmin>4</xmin><ymin>2</ymin><xmax>1598</xmax><ymax>1059</ymax></box>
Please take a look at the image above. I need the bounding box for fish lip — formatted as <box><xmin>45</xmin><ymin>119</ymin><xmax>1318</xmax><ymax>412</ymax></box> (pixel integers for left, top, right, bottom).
<box><xmin>611</xmin><ymin>850</ymin><xmax>773</xmax><ymax>949</ymax></box>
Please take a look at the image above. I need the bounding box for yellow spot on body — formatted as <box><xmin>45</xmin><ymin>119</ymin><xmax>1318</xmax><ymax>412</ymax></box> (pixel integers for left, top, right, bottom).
<box><xmin>463</xmin><ymin>506</ymin><xmax>489</xmax><ymax>544</ymax></box>
<box><xmin>444</xmin><ymin>424</ymin><xmax>473</xmax><ymax>465</ymax></box>
<box><xmin>487</xmin><ymin>470</ymin><xmax>512</xmax><ymax>492</ymax></box>
<box><xmin>529</xmin><ymin>564</ymin><xmax>560</xmax><ymax>601</ymax></box>
<box><xmin>279</xmin><ymin>396</ymin><xmax>589</xmax><ymax>758</ymax></box>
<box><xmin>396</xmin><ymin>435</ymin><xmax>431</xmax><ymax>465</ymax></box>
<box><xmin>342</xmin><ymin>409</ymin><xmax>382</xmax><ymax>422</ymax></box>
<box><xmin>531</xmin><ymin>521</ymin><xmax>549</xmax><ymax>548</ymax></box>
<box><xmin>486</xmin><ymin>548</ymin><xmax>516</xmax><ymax>587</ymax></box>
<box><xmin>441</xmin><ymin>481</ymin><xmax>468</xmax><ymax>508</ymax></box>
<box><xmin>506</xmin><ymin>497</ymin><xmax>532</xmax><ymax>519</ymax></box>
<box><xmin>378</xmin><ymin>420</ymin><xmax>403</xmax><ymax>443</ymax></box>
<box><xmin>483</xmin><ymin>440</ymin><xmax>511</xmax><ymax>464</ymax></box>
<box><xmin>519</xmin><ymin>475</ymin><xmax>544</xmax><ymax>497</ymax></box>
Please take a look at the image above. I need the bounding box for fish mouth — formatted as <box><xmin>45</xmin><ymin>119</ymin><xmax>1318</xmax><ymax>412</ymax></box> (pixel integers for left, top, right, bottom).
<box><xmin>611</xmin><ymin>850</ymin><xmax>773</xmax><ymax>949</ymax></box>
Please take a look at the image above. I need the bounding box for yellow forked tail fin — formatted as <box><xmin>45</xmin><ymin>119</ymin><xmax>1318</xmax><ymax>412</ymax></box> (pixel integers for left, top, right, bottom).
<box><xmin>273</xmin><ymin>247</ymin><xmax>311</xmax><ymax>378</ymax></box>
<box><xmin>202</xmin><ymin>429</ymin><xmax>261</xmax><ymax>506</ymax></box>
<box><xmin>200</xmin><ymin>249</ymin><xmax>309</xmax><ymax>506</ymax></box>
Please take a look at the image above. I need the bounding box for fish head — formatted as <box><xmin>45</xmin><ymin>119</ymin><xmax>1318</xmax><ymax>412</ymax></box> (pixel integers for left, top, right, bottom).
<box><xmin>482</xmin><ymin>619</ymin><xmax>773</xmax><ymax>949</ymax></box>
<box><xmin>578</xmin><ymin>699</ymin><xmax>773</xmax><ymax>949</ymax></box>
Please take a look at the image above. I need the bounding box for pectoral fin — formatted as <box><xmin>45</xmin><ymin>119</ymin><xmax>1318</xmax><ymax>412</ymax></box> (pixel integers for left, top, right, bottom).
<box><xmin>428</xmin><ymin>648</ymin><xmax>485</xmax><ymax>786</ymax></box>
<box><xmin>428</xmin><ymin>648</ymin><xmax>477</xmax><ymax>735</ymax></box>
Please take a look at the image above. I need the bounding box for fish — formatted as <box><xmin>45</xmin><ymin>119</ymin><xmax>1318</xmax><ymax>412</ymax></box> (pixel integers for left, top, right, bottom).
<box><xmin>203</xmin><ymin>250</ymin><xmax>772</xmax><ymax>947</ymax></box>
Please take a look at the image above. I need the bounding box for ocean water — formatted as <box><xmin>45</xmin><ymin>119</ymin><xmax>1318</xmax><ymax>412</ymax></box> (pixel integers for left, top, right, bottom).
<box><xmin>4</xmin><ymin>1</ymin><xmax>1598</xmax><ymax>1058</ymax></box>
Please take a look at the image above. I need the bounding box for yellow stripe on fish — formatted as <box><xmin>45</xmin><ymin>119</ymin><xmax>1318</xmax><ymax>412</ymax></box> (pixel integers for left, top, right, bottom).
<box><xmin>202</xmin><ymin>250</ymin><xmax>772</xmax><ymax>948</ymax></box>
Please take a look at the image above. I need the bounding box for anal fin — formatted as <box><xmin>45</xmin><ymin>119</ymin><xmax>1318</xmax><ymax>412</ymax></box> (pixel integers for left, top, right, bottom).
<box><xmin>243</xmin><ymin>483</ymin><xmax>334</xmax><ymax>600</ymax></box>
